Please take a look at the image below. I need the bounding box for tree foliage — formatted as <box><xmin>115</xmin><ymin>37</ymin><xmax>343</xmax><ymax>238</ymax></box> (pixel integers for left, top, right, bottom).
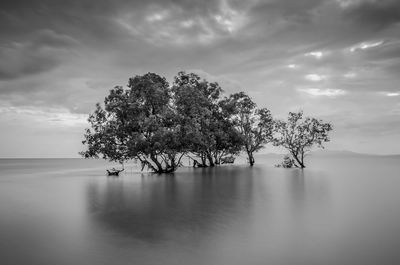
<box><xmin>81</xmin><ymin>72</ymin><xmax>243</xmax><ymax>173</ymax></box>
<box><xmin>172</xmin><ymin>71</ymin><xmax>242</xmax><ymax>167</ymax></box>
<box><xmin>81</xmin><ymin>72</ymin><xmax>334</xmax><ymax>173</ymax></box>
<box><xmin>273</xmin><ymin>111</ymin><xmax>333</xmax><ymax>168</ymax></box>
<box><xmin>80</xmin><ymin>73</ymin><xmax>185</xmax><ymax>173</ymax></box>
<box><xmin>221</xmin><ymin>92</ymin><xmax>274</xmax><ymax>166</ymax></box>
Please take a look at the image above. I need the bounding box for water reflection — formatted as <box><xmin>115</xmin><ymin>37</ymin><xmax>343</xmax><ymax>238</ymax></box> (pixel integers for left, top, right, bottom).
<box><xmin>86</xmin><ymin>167</ymin><xmax>256</xmax><ymax>243</ymax></box>
<box><xmin>284</xmin><ymin>168</ymin><xmax>331</xmax><ymax>210</ymax></box>
<box><xmin>84</xmin><ymin>166</ymin><xmax>338</xmax><ymax>265</ymax></box>
<box><xmin>3</xmin><ymin>157</ymin><xmax>400</xmax><ymax>265</ymax></box>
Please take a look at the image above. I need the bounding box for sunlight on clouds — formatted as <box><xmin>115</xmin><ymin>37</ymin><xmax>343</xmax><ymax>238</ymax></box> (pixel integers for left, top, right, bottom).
<box><xmin>336</xmin><ymin>0</ymin><xmax>376</xmax><ymax>8</ymax></box>
<box><xmin>349</xmin><ymin>40</ymin><xmax>384</xmax><ymax>52</ymax></box>
<box><xmin>115</xmin><ymin>0</ymin><xmax>251</xmax><ymax>46</ymax></box>
<box><xmin>215</xmin><ymin>14</ymin><xmax>235</xmax><ymax>32</ymax></box>
<box><xmin>305</xmin><ymin>74</ymin><xmax>326</xmax><ymax>81</ymax></box>
<box><xmin>386</xmin><ymin>92</ymin><xmax>400</xmax><ymax>97</ymax></box>
<box><xmin>287</xmin><ymin>64</ymin><xmax>298</xmax><ymax>69</ymax></box>
<box><xmin>344</xmin><ymin>72</ymin><xmax>356</xmax><ymax>78</ymax></box>
<box><xmin>117</xmin><ymin>13</ymin><xmax>218</xmax><ymax>45</ymax></box>
<box><xmin>146</xmin><ymin>11</ymin><xmax>169</xmax><ymax>22</ymax></box>
<box><xmin>214</xmin><ymin>0</ymin><xmax>247</xmax><ymax>33</ymax></box>
<box><xmin>0</xmin><ymin>106</ymin><xmax>87</xmax><ymax>127</ymax></box>
<box><xmin>305</xmin><ymin>51</ymin><xmax>325</xmax><ymax>59</ymax></box>
<box><xmin>298</xmin><ymin>88</ymin><xmax>347</xmax><ymax>97</ymax></box>
<box><xmin>336</xmin><ymin>0</ymin><xmax>358</xmax><ymax>8</ymax></box>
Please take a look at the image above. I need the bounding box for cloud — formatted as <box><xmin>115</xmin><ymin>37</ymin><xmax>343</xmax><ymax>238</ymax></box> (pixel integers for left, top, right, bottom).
<box><xmin>305</xmin><ymin>74</ymin><xmax>327</xmax><ymax>81</ymax></box>
<box><xmin>0</xmin><ymin>105</ymin><xmax>87</xmax><ymax>127</ymax></box>
<box><xmin>33</xmin><ymin>29</ymin><xmax>79</xmax><ymax>48</ymax></box>
<box><xmin>115</xmin><ymin>0</ymin><xmax>252</xmax><ymax>46</ymax></box>
<box><xmin>349</xmin><ymin>40</ymin><xmax>384</xmax><ymax>52</ymax></box>
<box><xmin>383</xmin><ymin>92</ymin><xmax>400</xmax><ymax>97</ymax></box>
<box><xmin>336</xmin><ymin>0</ymin><xmax>375</xmax><ymax>9</ymax></box>
<box><xmin>305</xmin><ymin>51</ymin><xmax>325</xmax><ymax>59</ymax></box>
<box><xmin>340</xmin><ymin>0</ymin><xmax>400</xmax><ymax>29</ymax></box>
<box><xmin>287</xmin><ymin>64</ymin><xmax>298</xmax><ymax>69</ymax></box>
<box><xmin>298</xmin><ymin>88</ymin><xmax>347</xmax><ymax>97</ymax></box>
<box><xmin>0</xmin><ymin>29</ymin><xmax>78</xmax><ymax>80</ymax></box>
<box><xmin>343</xmin><ymin>72</ymin><xmax>357</xmax><ymax>78</ymax></box>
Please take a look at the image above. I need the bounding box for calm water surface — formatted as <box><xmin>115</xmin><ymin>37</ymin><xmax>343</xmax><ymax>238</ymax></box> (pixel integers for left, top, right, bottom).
<box><xmin>1</xmin><ymin>156</ymin><xmax>400</xmax><ymax>265</ymax></box>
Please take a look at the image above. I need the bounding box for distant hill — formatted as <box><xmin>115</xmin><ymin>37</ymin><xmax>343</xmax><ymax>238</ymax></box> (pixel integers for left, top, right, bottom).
<box><xmin>255</xmin><ymin>150</ymin><xmax>400</xmax><ymax>158</ymax></box>
<box><xmin>309</xmin><ymin>150</ymin><xmax>369</xmax><ymax>157</ymax></box>
<box><xmin>311</xmin><ymin>150</ymin><xmax>400</xmax><ymax>158</ymax></box>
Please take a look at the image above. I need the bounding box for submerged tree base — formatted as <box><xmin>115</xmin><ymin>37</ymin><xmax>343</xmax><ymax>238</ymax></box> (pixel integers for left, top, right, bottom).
<box><xmin>106</xmin><ymin>168</ymin><xmax>124</xmax><ymax>176</ymax></box>
<box><xmin>275</xmin><ymin>155</ymin><xmax>297</xmax><ymax>168</ymax></box>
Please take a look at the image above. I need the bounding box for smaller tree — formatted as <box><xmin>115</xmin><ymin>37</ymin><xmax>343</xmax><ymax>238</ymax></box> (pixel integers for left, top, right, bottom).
<box><xmin>221</xmin><ymin>92</ymin><xmax>274</xmax><ymax>166</ymax></box>
<box><xmin>274</xmin><ymin>111</ymin><xmax>333</xmax><ymax>168</ymax></box>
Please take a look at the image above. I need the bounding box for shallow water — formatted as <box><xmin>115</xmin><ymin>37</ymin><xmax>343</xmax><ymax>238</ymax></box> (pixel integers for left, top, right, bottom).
<box><xmin>1</xmin><ymin>156</ymin><xmax>400</xmax><ymax>265</ymax></box>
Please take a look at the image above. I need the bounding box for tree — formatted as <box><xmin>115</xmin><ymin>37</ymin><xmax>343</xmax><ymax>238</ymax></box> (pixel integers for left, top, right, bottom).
<box><xmin>273</xmin><ymin>111</ymin><xmax>333</xmax><ymax>168</ymax></box>
<box><xmin>220</xmin><ymin>92</ymin><xmax>274</xmax><ymax>166</ymax></box>
<box><xmin>80</xmin><ymin>73</ymin><xmax>185</xmax><ymax>174</ymax></box>
<box><xmin>172</xmin><ymin>71</ymin><xmax>242</xmax><ymax>167</ymax></box>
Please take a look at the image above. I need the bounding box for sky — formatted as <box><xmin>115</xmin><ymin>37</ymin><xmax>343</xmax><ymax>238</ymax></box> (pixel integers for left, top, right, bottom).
<box><xmin>0</xmin><ymin>0</ymin><xmax>400</xmax><ymax>157</ymax></box>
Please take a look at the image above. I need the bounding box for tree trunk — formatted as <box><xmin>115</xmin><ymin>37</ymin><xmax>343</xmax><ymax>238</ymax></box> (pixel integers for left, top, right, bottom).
<box><xmin>201</xmin><ymin>153</ymin><xmax>208</xmax><ymax>167</ymax></box>
<box><xmin>247</xmin><ymin>151</ymin><xmax>255</xmax><ymax>166</ymax></box>
<box><xmin>300</xmin><ymin>151</ymin><xmax>306</xmax><ymax>168</ymax></box>
<box><xmin>206</xmin><ymin>152</ymin><xmax>215</xmax><ymax>167</ymax></box>
<box><xmin>150</xmin><ymin>154</ymin><xmax>163</xmax><ymax>173</ymax></box>
<box><xmin>291</xmin><ymin>152</ymin><xmax>305</xmax><ymax>168</ymax></box>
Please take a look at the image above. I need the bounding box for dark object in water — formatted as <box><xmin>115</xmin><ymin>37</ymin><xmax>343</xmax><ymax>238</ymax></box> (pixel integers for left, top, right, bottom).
<box><xmin>106</xmin><ymin>168</ymin><xmax>124</xmax><ymax>176</ymax></box>
<box><xmin>221</xmin><ymin>156</ymin><xmax>235</xmax><ymax>164</ymax></box>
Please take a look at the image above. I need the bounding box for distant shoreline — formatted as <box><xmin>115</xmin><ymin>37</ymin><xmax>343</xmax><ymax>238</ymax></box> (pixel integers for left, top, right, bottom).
<box><xmin>1</xmin><ymin>150</ymin><xmax>399</xmax><ymax>160</ymax></box>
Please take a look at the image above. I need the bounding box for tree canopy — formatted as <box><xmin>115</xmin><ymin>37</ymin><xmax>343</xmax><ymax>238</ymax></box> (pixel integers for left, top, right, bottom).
<box><xmin>81</xmin><ymin>72</ymin><xmax>334</xmax><ymax>173</ymax></box>
<box><xmin>81</xmin><ymin>72</ymin><xmax>244</xmax><ymax>173</ymax></box>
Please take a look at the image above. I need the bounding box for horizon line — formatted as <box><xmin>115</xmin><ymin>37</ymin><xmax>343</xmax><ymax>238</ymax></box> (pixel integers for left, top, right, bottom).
<box><xmin>1</xmin><ymin>150</ymin><xmax>400</xmax><ymax>159</ymax></box>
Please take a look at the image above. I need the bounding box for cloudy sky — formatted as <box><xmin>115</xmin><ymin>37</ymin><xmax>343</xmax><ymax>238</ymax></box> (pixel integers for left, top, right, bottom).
<box><xmin>1</xmin><ymin>0</ymin><xmax>400</xmax><ymax>157</ymax></box>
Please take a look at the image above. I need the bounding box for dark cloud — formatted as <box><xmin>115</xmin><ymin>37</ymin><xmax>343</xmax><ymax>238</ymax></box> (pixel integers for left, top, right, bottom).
<box><xmin>342</xmin><ymin>0</ymin><xmax>400</xmax><ymax>30</ymax></box>
<box><xmin>0</xmin><ymin>29</ymin><xmax>78</xmax><ymax>80</ymax></box>
<box><xmin>32</xmin><ymin>29</ymin><xmax>79</xmax><ymax>48</ymax></box>
<box><xmin>361</xmin><ymin>40</ymin><xmax>400</xmax><ymax>62</ymax></box>
<box><xmin>248</xmin><ymin>0</ymin><xmax>326</xmax><ymax>24</ymax></box>
<box><xmin>0</xmin><ymin>0</ymin><xmax>130</xmax><ymax>47</ymax></box>
<box><xmin>0</xmin><ymin>0</ymin><xmax>226</xmax><ymax>44</ymax></box>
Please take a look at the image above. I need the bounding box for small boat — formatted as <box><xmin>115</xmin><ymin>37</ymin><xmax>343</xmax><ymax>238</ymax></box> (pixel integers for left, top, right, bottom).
<box><xmin>106</xmin><ymin>168</ymin><xmax>124</xmax><ymax>176</ymax></box>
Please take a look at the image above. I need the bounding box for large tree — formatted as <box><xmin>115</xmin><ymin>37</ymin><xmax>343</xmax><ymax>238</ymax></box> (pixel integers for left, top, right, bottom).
<box><xmin>80</xmin><ymin>73</ymin><xmax>185</xmax><ymax>173</ymax></box>
<box><xmin>273</xmin><ymin>111</ymin><xmax>333</xmax><ymax>168</ymax></box>
<box><xmin>220</xmin><ymin>92</ymin><xmax>274</xmax><ymax>166</ymax></box>
<box><xmin>172</xmin><ymin>71</ymin><xmax>242</xmax><ymax>167</ymax></box>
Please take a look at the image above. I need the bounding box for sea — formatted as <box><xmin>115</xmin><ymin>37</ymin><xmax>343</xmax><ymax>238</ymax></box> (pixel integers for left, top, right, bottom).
<box><xmin>1</xmin><ymin>154</ymin><xmax>400</xmax><ymax>265</ymax></box>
